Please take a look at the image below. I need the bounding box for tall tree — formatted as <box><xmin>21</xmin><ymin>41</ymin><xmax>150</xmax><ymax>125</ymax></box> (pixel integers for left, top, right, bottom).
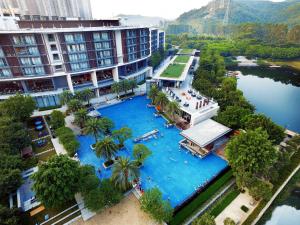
<box><xmin>148</xmin><ymin>85</ymin><xmax>159</xmax><ymax>104</ymax></box>
<box><xmin>112</xmin><ymin>127</ymin><xmax>132</xmax><ymax>147</ymax></box>
<box><xmin>99</xmin><ymin>117</ymin><xmax>114</xmax><ymax>134</ymax></box>
<box><xmin>154</xmin><ymin>91</ymin><xmax>169</xmax><ymax>111</ymax></box>
<box><xmin>67</xmin><ymin>99</ymin><xmax>83</xmax><ymax>113</ymax></box>
<box><xmin>50</xmin><ymin>110</ymin><xmax>65</xmax><ymax>129</ymax></box>
<box><xmin>166</xmin><ymin>101</ymin><xmax>180</xmax><ymax>121</ymax></box>
<box><xmin>133</xmin><ymin>144</ymin><xmax>152</xmax><ymax>166</ymax></box>
<box><xmin>242</xmin><ymin>114</ymin><xmax>285</xmax><ymax>144</ymax></box>
<box><xmin>111</xmin><ymin>82</ymin><xmax>121</xmax><ymax>98</ymax></box>
<box><xmin>140</xmin><ymin>187</ymin><xmax>173</xmax><ymax>223</ymax></box>
<box><xmin>111</xmin><ymin>157</ymin><xmax>139</xmax><ymax>191</ymax></box>
<box><xmin>84</xmin><ymin>118</ymin><xmax>103</xmax><ymax>143</ymax></box>
<box><xmin>129</xmin><ymin>79</ymin><xmax>138</xmax><ymax>93</ymax></box>
<box><xmin>76</xmin><ymin>89</ymin><xmax>94</xmax><ymax>105</ymax></box>
<box><xmin>0</xmin><ymin>94</ymin><xmax>36</xmax><ymax>122</ymax></box>
<box><xmin>32</xmin><ymin>155</ymin><xmax>81</xmax><ymax>208</ymax></box>
<box><xmin>60</xmin><ymin>90</ymin><xmax>74</xmax><ymax>105</ymax></box>
<box><xmin>74</xmin><ymin>108</ymin><xmax>89</xmax><ymax>129</ymax></box>
<box><xmin>0</xmin><ymin>205</ymin><xmax>21</xmax><ymax>225</ymax></box>
<box><xmin>225</xmin><ymin>128</ymin><xmax>277</xmax><ymax>189</ymax></box>
<box><xmin>95</xmin><ymin>137</ymin><xmax>118</xmax><ymax>161</ymax></box>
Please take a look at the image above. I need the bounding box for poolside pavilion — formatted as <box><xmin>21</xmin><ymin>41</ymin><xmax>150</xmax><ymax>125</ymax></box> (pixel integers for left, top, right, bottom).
<box><xmin>179</xmin><ymin>119</ymin><xmax>232</xmax><ymax>158</ymax></box>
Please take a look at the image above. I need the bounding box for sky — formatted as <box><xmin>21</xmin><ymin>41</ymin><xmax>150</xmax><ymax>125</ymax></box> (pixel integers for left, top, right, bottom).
<box><xmin>90</xmin><ymin>0</ymin><xmax>285</xmax><ymax>20</ymax></box>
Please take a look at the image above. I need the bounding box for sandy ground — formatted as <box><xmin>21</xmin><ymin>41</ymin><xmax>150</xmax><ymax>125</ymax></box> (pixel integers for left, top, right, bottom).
<box><xmin>71</xmin><ymin>193</ymin><xmax>158</xmax><ymax>225</ymax></box>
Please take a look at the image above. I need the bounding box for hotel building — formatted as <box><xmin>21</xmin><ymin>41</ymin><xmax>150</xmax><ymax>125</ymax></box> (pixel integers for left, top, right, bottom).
<box><xmin>0</xmin><ymin>18</ymin><xmax>165</xmax><ymax>108</ymax></box>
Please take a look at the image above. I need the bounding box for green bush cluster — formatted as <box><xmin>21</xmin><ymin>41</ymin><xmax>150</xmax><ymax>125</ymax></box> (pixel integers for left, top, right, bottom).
<box><xmin>56</xmin><ymin>127</ymin><xmax>79</xmax><ymax>157</ymax></box>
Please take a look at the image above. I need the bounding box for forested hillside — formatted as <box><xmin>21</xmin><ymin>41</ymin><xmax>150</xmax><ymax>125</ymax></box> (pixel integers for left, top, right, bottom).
<box><xmin>167</xmin><ymin>0</ymin><xmax>300</xmax><ymax>35</ymax></box>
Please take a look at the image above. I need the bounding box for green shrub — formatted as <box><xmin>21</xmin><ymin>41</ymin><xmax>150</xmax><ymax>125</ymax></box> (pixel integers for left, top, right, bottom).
<box><xmin>50</xmin><ymin>110</ymin><xmax>65</xmax><ymax>129</ymax></box>
<box><xmin>241</xmin><ymin>205</ymin><xmax>249</xmax><ymax>213</ymax></box>
<box><xmin>55</xmin><ymin>126</ymin><xmax>79</xmax><ymax>156</ymax></box>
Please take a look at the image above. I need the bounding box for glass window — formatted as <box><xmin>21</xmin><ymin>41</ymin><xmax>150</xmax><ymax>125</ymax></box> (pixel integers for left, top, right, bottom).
<box><xmin>28</xmin><ymin>47</ymin><xmax>39</xmax><ymax>55</ymax></box>
<box><xmin>25</xmin><ymin>36</ymin><xmax>36</xmax><ymax>44</ymax></box>
<box><xmin>0</xmin><ymin>58</ymin><xmax>6</xmax><ymax>67</ymax></box>
<box><xmin>50</xmin><ymin>44</ymin><xmax>57</xmax><ymax>51</ymax></box>
<box><xmin>48</xmin><ymin>34</ymin><xmax>55</xmax><ymax>42</ymax></box>
<box><xmin>65</xmin><ymin>34</ymin><xmax>74</xmax><ymax>43</ymax></box>
<box><xmin>13</xmin><ymin>36</ymin><xmax>21</xmax><ymax>45</ymax></box>
<box><xmin>53</xmin><ymin>54</ymin><xmax>59</xmax><ymax>60</ymax></box>
<box><xmin>0</xmin><ymin>69</ymin><xmax>11</xmax><ymax>77</ymax></box>
<box><xmin>0</xmin><ymin>48</ymin><xmax>4</xmax><ymax>57</ymax></box>
<box><xmin>23</xmin><ymin>67</ymin><xmax>34</xmax><ymax>75</ymax></box>
<box><xmin>35</xmin><ymin>67</ymin><xmax>44</xmax><ymax>74</ymax></box>
<box><xmin>74</xmin><ymin>33</ymin><xmax>83</xmax><ymax>42</ymax></box>
<box><xmin>20</xmin><ymin>57</ymin><xmax>31</xmax><ymax>65</ymax></box>
<box><xmin>32</xmin><ymin>57</ymin><xmax>42</xmax><ymax>65</ymax></box>
<box><xmin>93</xmin><ymin>33</ymin><xmax>100</xmax><ymax>41</ymax></box>
<box><xmin>101</xmin><ymin>32</ymin><xmax>109</xmax><ymax>40</ymax></box>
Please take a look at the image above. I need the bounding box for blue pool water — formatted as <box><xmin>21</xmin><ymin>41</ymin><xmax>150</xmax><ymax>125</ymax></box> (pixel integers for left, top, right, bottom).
<box><xmin>77</xmin><ymin>96</ymin><xmax>227</xmax><ymax>207</ymax></box>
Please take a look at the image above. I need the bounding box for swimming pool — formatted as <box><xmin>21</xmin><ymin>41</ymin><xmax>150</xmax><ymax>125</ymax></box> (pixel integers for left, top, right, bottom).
<box><xmin>77</xmin><ymin>95</ymin><xmax>227</xmax><ymax>207</ymax></box>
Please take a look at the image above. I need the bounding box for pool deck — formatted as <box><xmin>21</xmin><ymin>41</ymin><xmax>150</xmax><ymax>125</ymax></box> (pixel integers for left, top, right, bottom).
<box><xmin>71</xmin><ymin>193</ymin><xmax>157</xmax><ymax>225</ymax></box>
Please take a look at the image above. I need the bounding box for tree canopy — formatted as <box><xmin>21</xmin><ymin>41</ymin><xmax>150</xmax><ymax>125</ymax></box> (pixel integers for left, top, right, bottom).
<box><xmin>32</xmin><ymin>155</ymin><xmax>81</xmax><ymax>208</ymax></box>
<box><xmin>225</xmin><ymin>128</ymin><xmax>277</xmax><ymax>189</ymax></box>
<box><xmin>140</xmin><ymin>187</ymin><xmax>173</xmax><ymax>223</ymax></box>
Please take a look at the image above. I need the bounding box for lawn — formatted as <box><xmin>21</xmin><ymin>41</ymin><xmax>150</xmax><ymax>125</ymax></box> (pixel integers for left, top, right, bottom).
<box><xmin>170</xmin><ymin>170</ymin><xmax>233</xmax><ymax>225</ymax></box>
<box><xmin>210</xmin><ymin>187</ymin><xmax>240</xmax><ymax>217</ymax></box>
<box><xmin>174</xmin><ymin>55</ymin><xmax>190</xmax><ymax>64</ymax></box>
<box><xmin>180</xmin><ymin>48</ymin><xmax>193</xmax><ymax>54</ymax></box>
<box><xmin>32</xmin><ymin>137</ymin><xmax>54</xmax><ymax>154</ymax></box>
<box><xmin>271</xmin><ymin>59</ymin><xmax>300</xmax><ymax>71</ymax></box>
<box><xmin>37</xmin><ymin>150</ymin><xmax>57</xmax><ymax>162</ymax></box>
<box><xmin>160</xmin><ymin>63</ymin><xmax>186</xmax><ymax>78</ymax></box>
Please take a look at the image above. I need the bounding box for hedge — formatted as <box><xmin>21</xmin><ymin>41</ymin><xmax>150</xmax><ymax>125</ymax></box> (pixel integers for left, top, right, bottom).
<box><xmin>56</xmin><ymin>126</ymin><xmax>79</xmax><ymax>157</ymax></box>
<box><xmin>210</xmin><ymin>188</ymin><xmax>240</xmax><ymax>217</ymax></box>
<box><xmin>170</xmin><ymin>170</ymin><xmax>233</xmax><ymax>225</ymax></box>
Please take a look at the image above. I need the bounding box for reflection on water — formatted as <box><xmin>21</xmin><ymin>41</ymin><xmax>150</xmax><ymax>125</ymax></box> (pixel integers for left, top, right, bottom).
<box><xmin>265</xmin><ymin>205</ymin><xmax>300</xmax><ymax>225</ymax></box>
<box><xmin>237</xmin><ymin>67</ymin><xmax>300</xmax><ymax>133</ymax></box>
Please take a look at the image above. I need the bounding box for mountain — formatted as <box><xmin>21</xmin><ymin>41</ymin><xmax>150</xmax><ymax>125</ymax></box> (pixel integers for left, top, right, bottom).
<box><xmin>167</xmin><ymin>0</ymin><xmax>300</xmax><ymax>34</ymax></box>
<box><xmin>117</xmin><ymin>14</ymin><xmax>167</xmax><ymax>27</ymax></box>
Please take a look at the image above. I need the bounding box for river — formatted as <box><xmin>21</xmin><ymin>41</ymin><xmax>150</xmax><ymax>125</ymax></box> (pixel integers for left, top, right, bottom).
<box><xmin>236</xmin><ymin>67</ymin><xmax>300</xmax><ymax>133</ymax></box>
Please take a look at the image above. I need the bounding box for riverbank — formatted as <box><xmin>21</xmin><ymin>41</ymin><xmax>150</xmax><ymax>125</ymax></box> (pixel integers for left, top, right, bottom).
<box><xmin>266</xmin><ymin>59</ymin><xmax>300</xmax><ymax>71</ymax></box>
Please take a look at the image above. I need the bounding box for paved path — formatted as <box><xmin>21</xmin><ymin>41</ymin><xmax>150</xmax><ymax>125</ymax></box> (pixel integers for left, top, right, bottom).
<box><xmin>184</xmin><ymin>180</ymin><xmax>235</xmax><ymax>225</ymax></box>
<box><xmin>251</xmin><ymin>164</ymin><xmax>300</xmax><ymax>225</ymax></box>
<box><xmin>215</xmin><ymin>190</ymin><xmax>257</xmax><ymax>225</ymax></box>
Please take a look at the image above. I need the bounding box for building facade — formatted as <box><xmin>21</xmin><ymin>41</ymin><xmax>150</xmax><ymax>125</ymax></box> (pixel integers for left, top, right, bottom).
<box><xmin>0</xmin><ymin>19</ymin><xmax>165</xmax><ymax>108</ymax></box>
<box><xmin>0</xmin><ymin>0</ymin><xmax>92</xmax><ymax>20</ymax></box>
<box><xmin>150</xmin><ymin>28</ymin><xmax>165</xmax><ymax>54</ymax></box>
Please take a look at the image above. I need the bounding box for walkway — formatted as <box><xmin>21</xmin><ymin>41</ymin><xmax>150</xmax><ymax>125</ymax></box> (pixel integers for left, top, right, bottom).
<box><xmin>71</xmin><ymin>193</ymin><xmax>157</xmax><ymax>225</ymax></box>
<box><xmin>251</xmin><ymin>164</ymin><xmax>300</xmax><ymax>225</ymax></box>
<box><xmin>215</xmin><ymin>190</ymin><xmax>258</xmax><ymax>225</ymax></box>
<box><xmin>184</xmin><ymin>180</ymin><xmax>235</xmax><ymax>225</ymax></box>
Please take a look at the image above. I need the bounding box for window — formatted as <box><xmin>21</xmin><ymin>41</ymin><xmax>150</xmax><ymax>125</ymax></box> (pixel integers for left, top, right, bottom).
<box><xmin>0</xmin><ymin>69</ymin><xmax>11</xmax><ymax>77</ymax></box>
<box><xmin>0</xmin><ymin>58</ymin><xmax>7</xmax><ymax>67</ymax></box>
<box><xmin>53</xmin><ymin>54</ymin><xmax>59</xmax><ymax>61</ymax></box>
<box><xmin>32</xmin><ymin>57</ymin><xmax>42</xmax><ymax>65</ymax></box>
<box><xmin>65</xmin><ymin>34</ymin><xmax>74</xmax><ymax>43</ymax></box>
<box><xmin>20</xmin><ymin>57</ymin><xmax>31</xmax><ymax>65</ymax></box>
<box><xmin>48</xmin><ymin>34</ymin><xmax>55</xmax><ymax>42</ymax></box>
<box><xmin>50</xmin><ymin>44</ymin><xmax>57</xmax><ymax>51</ymax></box>
<box><xmin>101</xmin><ymin>32</ymin><xmax>109</xmax><ymax>40</ymax></box>
<box><xmin>93</xmin><ymin>33</ymin><xmax>100</xmax><ymax>41</ymax></box>
<box><xmin>23</xmin><ymin>67</ymin><xmax>34</xmax><ymax>75</ymax></box>
<box><xmin>28</xmin><ymin>47</ymin><xmax>39</xmax><ymax>55</ymax></box>
<box><xmin>0</xmin><ymin>48</ymin><xmax>4</xmax><ymax>57</ymax></box>
<box><xmin>24</xmin><ymin>36</ymin><xmax>36</xmax><ymax>44</ymax></box>
<box><xmin>35</xmin><ymin>67</ymin><xmax>45</xmax><ymax>74</ymax></box>
<box><xmin>55</xmin><ymin>65</ymin><xmax>63</xmax><ymax>71</ymax></box>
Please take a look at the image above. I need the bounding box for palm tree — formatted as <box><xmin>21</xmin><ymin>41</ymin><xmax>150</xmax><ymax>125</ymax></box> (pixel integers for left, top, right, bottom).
<box><xmin>122</xmin><ymin>79</ymin><xmax>131</xmax><ymax>94</ymax></box>
<box><xmin>95</xmin><ymin>137</ymin><xmax>118</xmax><ymax>161</ymax></box>
<box><xmin>111</xmin><ymin>157</ymin><xmax>139</xmax><ymax>191</ymax></box>
<box><xmin>99</xmin><ymin>117</ymin><xmax>114</xmax><ymax>135</ymax></box>
<box><xmin>148</xmin><ymin>85</ymin><xmax>159</xmax><ymax>104</ymax></box>
<box><xmin>80</xmin><ymin>89</ymin><xmax>94</xmax><ymax>105</ymax></box>
<box><xmin>154</xmin><ymin>91</ymin><xmax>169</xmax><ymax>111</ymax></box>
<box><xmin>74</xmin><ymin>108</ymin><xmax>89</xmax><ymax>129</ymax></box>
<box><xmin>133</xmin><ymin>144</ymin><xmax>152</xmax><ymax>166</ymax></box>
<box><xmin>111</xmin><ymin>82</ymin><xmax>121</xmax><ymax>98</ymax></box>
<box><xmin>83</xmin><ymin>118</ymin><xmax>103</xmax><ymax>144</ymax></box>
<box><xmin>129</xmin><ymin>79</ymin><xmax>137</xmax><ymax>93</ymax></box>
<box><xmin>166</xmin><ymin>101</ymin><xmax>180</xmax><ymax>121</ymax></box>
<box><xmin>60</xmin><ymin>90</ymin><xmax>73</xmax><ymax>105</ymax></box>
<box><xmin>67</xmin><ymin>99</ymin><xmax>83</xmax><ymax>113</ymax></box>
<box><xmin>112</xmin><ymin>127</ymin><xmax>132</xmax><ymax>147</ymax></box>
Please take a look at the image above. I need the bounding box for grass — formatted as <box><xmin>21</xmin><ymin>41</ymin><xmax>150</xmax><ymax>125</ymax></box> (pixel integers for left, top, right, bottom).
<box><xmin>32</xmin><ymin>137</ymin><xmax>54</xmax><ymax>154</ymax></box>
<box><xmin>174</xmin><ymin>55</ymin><xmax>190</xmax><ymax>64</ymax></box>
<box><xmin>160</xmin><ymin>63</ymin><xmax>186</xmax><ymax>78</ymax></box>
<box><xmin>271</xmin><ymin>59</ymin><xmax>300</xmax><ymax>71</ymax></box>
<box><xmin>180</xmin><ymin>48</ymin><xmax>193</xmax><ymax>54</ymax></box>
<box><xmin>210</xmin><ymin>187</ymin><xmax>240</xmax><ymax>217</ymax></box>
<box><xmin>170</xmin><ymin>170</ymin><xmax>233</xmax><ymax>225</ymax></box>
<box><xmin>37</xmin><ymin>150</ymin><xmax>57</xmax><ymax>162</ymax></box>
